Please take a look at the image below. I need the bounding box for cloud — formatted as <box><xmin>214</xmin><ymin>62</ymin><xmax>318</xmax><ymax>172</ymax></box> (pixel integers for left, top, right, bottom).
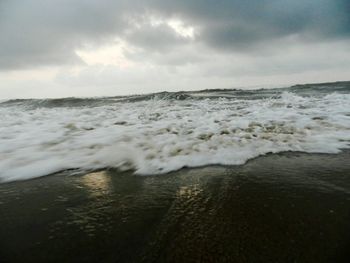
<box><xmin>0</xmin><ymin>0</ymin><xmax>129</xmax><ymax>69</ymax></box>
<box><xmin>123</xmin><ymin>19</ymin><xmax>192</xmax><ymax>52</ymax></box>
<box><xmin>0</xmin><ymin>0</ymin><xmax>349</xmax><ymax>70</ymax></box>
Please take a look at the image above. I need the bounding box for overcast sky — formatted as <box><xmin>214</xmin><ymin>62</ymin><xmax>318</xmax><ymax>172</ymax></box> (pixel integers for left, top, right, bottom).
<box><xmin>0</xmin><ymin>0</ymin><xmax>349</xmax><ymax>99</ymax></box>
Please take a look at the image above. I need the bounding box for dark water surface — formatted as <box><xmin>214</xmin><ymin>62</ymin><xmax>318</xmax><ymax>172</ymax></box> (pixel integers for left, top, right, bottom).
<box><xmin>1</xmin><ymin>152</ymin><xmax>350</xmax><ymax>262</ymax></box>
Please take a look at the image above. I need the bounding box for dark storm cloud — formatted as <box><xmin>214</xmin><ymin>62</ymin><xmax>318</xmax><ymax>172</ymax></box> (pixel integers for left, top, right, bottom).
<box><xmin>152</xmin><ymin>0</ymin><xmax>350</xmax><ymax>50</ymax></box>
<box><xmin>0</xmin><ymin>0</ymin><xmax>349</xmax><ymax>69</ymax></box>
<box><xmin>0</xmin><ymin>0</ymin><xmax>135</xmax><ymax>69</ymax></box>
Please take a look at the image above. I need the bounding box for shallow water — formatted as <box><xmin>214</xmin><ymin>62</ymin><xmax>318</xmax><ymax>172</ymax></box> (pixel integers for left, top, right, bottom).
<box><xmin>1</xmin><ymin>151</ymin><xmax>350</xmax><ymax>262</ymax></box>
<box><xmin>0</xmin><ymin>82</ymin><xmax>349</xmax><ymax>182</ymax></box>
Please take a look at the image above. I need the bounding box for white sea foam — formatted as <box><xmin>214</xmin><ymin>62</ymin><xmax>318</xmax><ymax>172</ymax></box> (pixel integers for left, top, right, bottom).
<box><xmin>0</xmin><ymin>92</ymin><xmax>349</xmax><ymax>182</ymax></box>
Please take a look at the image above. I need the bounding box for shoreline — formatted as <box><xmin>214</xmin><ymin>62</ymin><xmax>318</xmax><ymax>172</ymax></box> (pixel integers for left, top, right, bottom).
<box><xmin>2</xmin><ymin>149</ymin><xmax>350</xmax><ymax>185</ymax></box>
<box><xmin>1</xmin><ymin>151</ymin><xmax>350</xmax><ymax>262</ymax></box>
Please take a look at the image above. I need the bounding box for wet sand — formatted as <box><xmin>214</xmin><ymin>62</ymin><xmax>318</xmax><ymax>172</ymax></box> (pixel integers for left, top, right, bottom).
<box><xmin>1</xmin><ymin>151</ymin><xmax>350</xmax><ymax>263</ymax></box>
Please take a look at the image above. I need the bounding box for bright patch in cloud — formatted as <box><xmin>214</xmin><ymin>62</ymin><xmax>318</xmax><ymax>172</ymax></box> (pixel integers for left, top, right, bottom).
<box><xmin>167</xmin><ymin>19</ymin><xmax>196</xmax><ymax>39</ymax></box>
<box><xmin>145</xmin><ymin>15</ymin><xmax>196</xmax><ymax>39</ymax></box>
<box><xmin>76</xmin><ymin>42</ymin><xmax>133</xmax><ymax>68</ymax></box>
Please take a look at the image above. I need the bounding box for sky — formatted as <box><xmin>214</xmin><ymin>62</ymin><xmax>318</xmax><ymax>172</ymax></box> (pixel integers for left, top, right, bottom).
<box><xmin>0</xmin><ymin>0</ymin><xmax>349</xmax><ymax>99</ymax></box>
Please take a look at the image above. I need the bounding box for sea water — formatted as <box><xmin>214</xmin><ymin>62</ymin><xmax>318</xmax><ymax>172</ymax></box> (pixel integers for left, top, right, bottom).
<box><xmin>0</xmin><ymin>82</ymin><xmax>349</xmax><ymax>182</ymax></box>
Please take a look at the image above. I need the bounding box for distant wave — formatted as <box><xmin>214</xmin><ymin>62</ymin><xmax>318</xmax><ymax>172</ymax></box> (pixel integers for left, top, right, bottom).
<box><xmin>1</xmin><ymin>81</ymin><xmax>349</xmax><ymax>109</ymax></box>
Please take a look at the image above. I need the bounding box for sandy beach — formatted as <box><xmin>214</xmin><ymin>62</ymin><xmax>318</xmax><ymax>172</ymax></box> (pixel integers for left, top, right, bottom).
<box><xmin>1</xmin><ymin>0</ymin><xmax>350</xmax><ymax>261</ymax></box>
<box><xmin>1</xmin><ymin>151</ymin><xmax>350</xmax><ymax>262</ymax></box>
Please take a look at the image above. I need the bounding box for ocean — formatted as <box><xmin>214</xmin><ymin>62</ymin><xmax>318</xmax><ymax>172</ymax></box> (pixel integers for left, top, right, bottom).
<box><xmin>1</xmin><ymin>81</ymin><xmax>350</xmax><ymax>262</ymax></box>
<box><xmin>0</xmin><ymin>81</ymin><xmax>349</xmax><ymax>182</ymax></box>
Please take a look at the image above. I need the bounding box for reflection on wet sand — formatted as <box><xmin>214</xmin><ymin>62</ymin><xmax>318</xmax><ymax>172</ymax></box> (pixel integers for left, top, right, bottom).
<box><xmin>0</xmin><ymin>152</ymin><xmax>350</xmax><ymax>262</ymax></box>
<box><xmin>80</xmin><ymin>171</ymin><xmax>112</xmax><ymax>197</ymax></box>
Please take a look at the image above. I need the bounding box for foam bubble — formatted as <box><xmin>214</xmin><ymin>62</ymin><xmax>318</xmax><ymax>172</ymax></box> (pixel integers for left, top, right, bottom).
<box><xmin>0</xmin><ymin>91</ymin><xmax>349</xmax><ymax>182</ymax></box>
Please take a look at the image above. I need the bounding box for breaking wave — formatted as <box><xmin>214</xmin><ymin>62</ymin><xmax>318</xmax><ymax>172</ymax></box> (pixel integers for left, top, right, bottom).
<box><xmin>0</xmin><ymin>82</ymin><xmax>349</xmax><ymax>182</ymax></box>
